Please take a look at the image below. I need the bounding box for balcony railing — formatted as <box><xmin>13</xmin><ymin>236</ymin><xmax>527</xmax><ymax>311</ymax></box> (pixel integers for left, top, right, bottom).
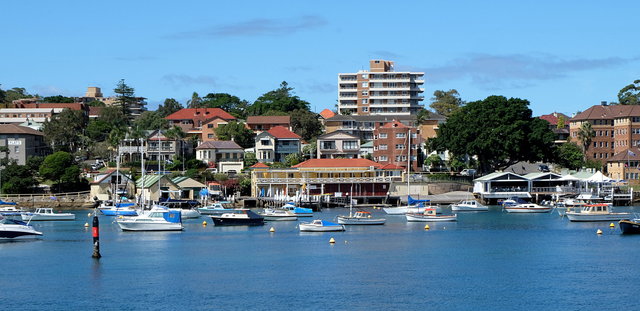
<box><xmin>256</xmin><ymin>177</ymin><xmax>394</xmax><ymax>184</ymax></box>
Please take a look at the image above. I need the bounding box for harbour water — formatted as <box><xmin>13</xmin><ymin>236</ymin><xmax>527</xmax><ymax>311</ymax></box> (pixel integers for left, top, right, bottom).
<box><xmin>3</xmin><ymin>206</ymin><xmax>640</xmax><ymax>310</ymax></box>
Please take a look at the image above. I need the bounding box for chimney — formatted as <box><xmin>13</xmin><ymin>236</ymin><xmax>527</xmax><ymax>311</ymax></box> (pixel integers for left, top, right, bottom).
<box><xmin>601</xmin><ymin>101</ymin><xmax>608</xmax><ymax>106</ymax></box>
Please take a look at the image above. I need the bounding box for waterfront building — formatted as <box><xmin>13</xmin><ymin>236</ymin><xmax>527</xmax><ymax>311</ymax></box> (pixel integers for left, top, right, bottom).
<box><xmin>195</xmin><ymin>140</ymin><xmax>244</xmax><ymax>173</ymax></box>
<box><xmin>606</xmin><ymin>147</ymin><xmax>640</xmax><ymax>182</ymax></box>
<box><xmin>0</xmin><ymin>124</ymin><xmax>49</xmax><ymax>165</ymax></box>
<box><xmin>135</xmin><ymin>175</ymin><xmax>181</xmax><ymax>203</ymax></box>
<box><xmin>473</xmin><ymin>171</ymin><xmax>575</xmax><ymax>202</ymax></box>
<box><xmin>89</xmin><ymin>169</ymin><xmax>136</xmax><ymax>201</ymax></box>
<box><xmin>118</xmin><ymin>130</ymin><xmax>190</xmax><ymax>164</ymax></box>
<box><xmin>164</xmin><ymin>108</ymin><xmax>236</xmax><ymax>142</ymax></box>
<box><xmin>171</xmin><ymin>177</ymin><xmax>206</xmax><ymax>200</ymax></box>
<box><xmin>316</xmin><ymin>130</ymin><xmax>361</xmax><ymax>159</ymax></box>
<box><xmin>255</xmin><ymin>126</ymin><xmax>302</xmax><ymax>163</ymax></box>
<box><xmin>251</xmin><ymin>158</ymin><xmax>403</xmax><ymax>203</ymax></box>
<box><xmin>246</xmin><ymin>116</ymin><xmax>291</xmax><ymax>133</ymax></box>
<box><xmin>373</xmin><ymin>120</ymin><xmax>423</xmax><ymax>172</ymax></box>
<box><xmin>337</xmin><ymin>60</ymin><xmax>425</xmax><ymax>115</ymax></box>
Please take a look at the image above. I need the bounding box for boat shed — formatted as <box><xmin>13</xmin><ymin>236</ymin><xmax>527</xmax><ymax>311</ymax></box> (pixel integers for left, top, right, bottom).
<box><xmin>136</xmin><ymin>175</ymin><xmax>181</xmax><ymax>204</ymax></box>
<box><xmin>171</xmin><ymin>177</ymin><xmax>206</xmax><ymax>200</ymax></box>
<box><xmin>90</xmin><ymin>169</ymin><xmax>136</xmax><ymax>201</ymax></box>
<box><xmin>473</xmin><ymin>172</ymin><xmax>531</xmax><ymax>202</ymax></box>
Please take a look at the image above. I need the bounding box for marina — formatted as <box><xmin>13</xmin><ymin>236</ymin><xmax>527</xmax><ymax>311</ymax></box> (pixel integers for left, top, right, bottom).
<box><xmin>3</xmin><ymin>206</ymin><xmax>640</xmax><ymax>310</ymax></box>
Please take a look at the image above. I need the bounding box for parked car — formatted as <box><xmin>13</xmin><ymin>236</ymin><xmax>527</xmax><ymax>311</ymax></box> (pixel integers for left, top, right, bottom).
<box><xmin>460</xmin><ymin>169</ymin><xmax>477</xmax><ymax>176</ymax></box>
<box><xmin>538</xmin><ymin>164</ymin><xmax>550</xmax><ymax>172</ymax></box>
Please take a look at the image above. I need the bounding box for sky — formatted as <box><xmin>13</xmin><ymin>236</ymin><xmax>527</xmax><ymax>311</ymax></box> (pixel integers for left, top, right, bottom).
<box><xmin>2</xmin><ymin>1</ymin><xmax>639</xmax><ymax>117</ymax></box>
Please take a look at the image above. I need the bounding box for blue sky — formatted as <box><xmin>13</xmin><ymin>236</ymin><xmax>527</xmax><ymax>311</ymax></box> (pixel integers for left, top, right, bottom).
<box><xmin>2</xmin><ymin>1</ymin><xmax>638</xmax><ymax>116</ymax></box>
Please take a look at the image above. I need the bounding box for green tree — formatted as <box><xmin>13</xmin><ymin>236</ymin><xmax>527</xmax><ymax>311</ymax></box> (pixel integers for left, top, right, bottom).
<box><xmin>430</xmin><ymin>95</ymin><xmax>555</xmax><ymax>173</ymax></box>
<box><xmin>134</xmin><ymin>111</ymin><xmax>168</xmax><ymax>130</ymax></box>
<box><xmin>416</xmin><ymin>108</ymin><xmax>432</xmax><ymax>125</ymax></box>
<box><xmin>41</xmin><ymin>95</ymin><xmax>75</xmax><ymax>103</ymax></box>
<box><xmin>113</xmin><ymin>79</ymin><xmax>136</xmax><ymax>121</ymax></box>
<box><xmin>3</xmin><ymin>87</ymin><xmax>34</xmax><ymax>104</ymax></box>
<box><xmin>1</xmin><ymin>163</ymin><xmax>39</xmax><ymax>194</ymax></box>
<box><xmin>86</xmin><ymin>100</ymin><xmax>105</xmax><ymax>107</ymax></box>
<box><xmin>302</xmin><ymin>139</ymin><xmax>317</xmax><ymax>159</ymax></box>
<box><xmin>247</xmin><ymin>81</ymin><xmax>310</xmax><ymax>116</ymax></box>
<box><xmin>577</xmin><ymin>121</ymin><xmax>595</xmax><ymax>161</ymax></box>
<box><xmin>290</xmin><ymin>109</ymin><xmax>323</xmax><ymax>141</ymax></box>
<box><xmin>243</xmin><ymin>152</ymin><xmax>257</xmax><ymax>167</ymax></box>
<box><xmin>214</xmin><ymin>121</ymin><xmax>254</xmax><ymax>148</ymax></box>
<box><xmin>85</xmin><ymin>119</ymin><xmax>112</xmax><ymax>142</ymax></box>
<box><xmin>556</xmin><ymin>115</ymin><xmax>566</xmax><ymax>129</ymax></box>
<box><xmin>424</xmin><ymin>154</ymin><xmax>443</xmax><ymax>171</ymax></box>
<box><xmin>201</xmin><ymin>93</ymin><xmax>249</xmax><ymax>119</ymax></box>
<box><xmin>284</xmin><ymin>153</ymin><xmax>303</xmax><ymax>167</ymax></box>
<box><xmin>40</xmin><ymin>151</ymin><xmax>84</xmax><ymax>192</ymax></box>
<box><xmin>618</xmin><ymin>79</ymin><xmax>640</xmax><ymax>105</ymax></box>
<box><xmin>42</xmin><ymin>109</ymin><xmax>88</xmax><ymax>152</ymax></box>
<box><xmin>556</xmin><ymin>142</ymin><xmax>584</xmax><ymax>170</ymax></box>
<box><xmin>429</xmin><ymin>89</ymin><xmax>464</xmax><ymax>117</ymax></box>
<box><xmin>0</xmin><ymin>85</ymin><xmax>5</xmax><ymax>103</ymax></box>
<box><xmin>187</xmin><ymin>92</ymin><xmax>202</xmax><ymax>108</ymax></box>
<box><xmin>157</xmin><ymin>98</ymin><xmax>183</xmax><ymax>118</ymax></box>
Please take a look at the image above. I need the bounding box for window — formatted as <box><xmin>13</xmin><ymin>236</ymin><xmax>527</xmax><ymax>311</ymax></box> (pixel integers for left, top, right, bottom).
<box><xmin>208</xmin><ymin>134</ymin><xmax>214</xmax><ymax>139</ymax></box>
<box><xmin>362</xmin><ymin>99</ymin><xmax>368</xmax><ymax>104</ymax></box>
<box><xmin>379</xmin><ymin>144</ymin><xmax>388</xmax><ymax>150</ymax></box>
<box><xmin>362</xmin><ymin>82</ymin><xmax>368</xmax><ymax>87</ymax></box>
<box><xmin>362</xmin><ymin>91</ymin><xmax>368</xmax><ymax>96</ymax></box>
<box><xmin>379</xmin><ymin>133</ymin><xmax>387</xmax><ymax>139</ymax></box>
<box><xmin>343</xmin><ymin>141</ymin><xmax>358</xmax><ymax>150</ymax></box>
<box><xmin>396</xmin><ymin>133</ymin><xmax>406</xmax><ymax>139</ymax></box>
<box><xmin>396</xmin><ymin>144</ymin><xmax>405</xmax><ymax>150</ymax></box>
<box><xmin>362</xmin><ymin>74</ymin><xmax>368</xmax><ymax>79</ymax></box>
<box><xmin>395</xmin><ymin>156</ymin><xmax>401</xmax><ymax>162</ymax></box>
<box><xmin>379</xmin><ymin>155</ymin><xmax>388</xmax><ymax>161</ymax></box>
<box><xmin>363</xmin><ymin>107</ymin><xmax>369</xmax><ymax>112</ymax></box>
<box><xmin>321</xmin><ymin>141</ymin><xmax>336</xmax><ymax>150</ymax></box>
<box><xmin>14</xmin><ymin>146</ymin><xmax>19</xmax><ymax>153</ymax></box>
<box><xmin>261</xmin><ymin>139</ymin><xmax>271</xmax><ymax>146</ymax></box>
<box><xmin>207</xmin><ymin>124</ymin><xmax>214</xmax><ymax>128</ymax></box>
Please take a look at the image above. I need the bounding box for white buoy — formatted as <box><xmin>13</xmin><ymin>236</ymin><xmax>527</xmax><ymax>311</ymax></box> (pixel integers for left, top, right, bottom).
<box><xmin>269</xmin><ymin>227</ymin><xmax>275</xmax><ymax>233</ymax></box>
<box><xmin>329</xmin><ymin>237</ymin><xmax>336</xmax><ymax>244</ymax></box>
<box><xmin>597</xmin><ymin>229</ymin><xmax>603</xmax><ymax>235</ymax></box>
<box><xmin>84</xmin><ymin>222</ymin><xmax>89</xmax><ymax>227</ymax></box>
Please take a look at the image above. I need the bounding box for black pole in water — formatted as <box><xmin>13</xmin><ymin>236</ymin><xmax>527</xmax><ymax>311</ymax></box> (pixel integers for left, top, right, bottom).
<box><xmin>92</xmin><ymin>214</ymin><xmax>101</xmax><ymax>259</ymax></box>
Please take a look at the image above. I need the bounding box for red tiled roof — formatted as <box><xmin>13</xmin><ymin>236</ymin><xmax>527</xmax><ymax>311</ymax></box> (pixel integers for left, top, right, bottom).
<box><xmin>17</xmin><ymin>103</ymin><xmax>86</xmax><ymax>111</ymax></box>
<box><xmin>165</xmin><ymin>108</ymin><xmax>236</xmax><ymax>121</ymax></box>
<box><xmin>0</xmin><ymin>124</ymin><xmax>44</xmax><ymax>136</ymax></box>
<box><xmin>572</xmin><ymin>105</ymin><xmax>640</xmax><ymax>121</ymax></box>
<box><xmin>319</xmin><ymin>109</ymin><xmax>336</xmax><ymax>119</ymax></box>
<box><xmin>539</xmin><ymin>112</ymin><xmax>569</xmax><ymax>125</ymax></box>
<box><xmin>89</xmin><ymin>106</ymin><xmax>103</xmax><ymax>117</ymax></box>
<box><xmin>380</xmin><ymin>163</ymin><xmax>404</xmax><ymax>170</ymax></box>
<box><xmin>250</xmin><ymin>162</ymin><xmax>270</xmax><ymax>168</ymax></box>
<box><xmin>246</xmin><ymin>116</ymin><xmax>290</xmax><ymax>124</ymax></box>
<box><xmin>292</xmin><ymin>159</ymin><xmax>382</xmax><ymax>168</ymax></box>
<box><xmin>267</xmin><ymin>126</ymin><xmax>301</xmax><ymax>139</ymax></box>
<box><xmin>380</xmin><ymin>120</ymin><xmax>409</xmax><ymax>128</ymax></box>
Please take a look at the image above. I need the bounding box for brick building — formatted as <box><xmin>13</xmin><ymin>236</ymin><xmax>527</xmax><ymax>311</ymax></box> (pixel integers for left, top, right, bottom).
<box><xmin>373</xmin><ymin>120</ymin><xmax>423</xmax><ymax>172</ymax></box>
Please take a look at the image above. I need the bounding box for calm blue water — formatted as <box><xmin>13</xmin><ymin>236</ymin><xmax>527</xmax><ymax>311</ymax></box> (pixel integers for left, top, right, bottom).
<box><xmin>3</xmin><ymin>206</ymin><xmax>640</xmax><ymax>311</ymax></box>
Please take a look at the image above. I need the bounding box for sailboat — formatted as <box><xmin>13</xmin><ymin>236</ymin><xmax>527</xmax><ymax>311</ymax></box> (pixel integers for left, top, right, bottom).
<box><xmin>383</xmin><ymin>130</ymin><xmax>429</xmax><ymax>215</ymax></box>
<box><xmin>337</xmin><ymin>187</ymin><xmax>385</xmax><ymax>225</ymax></box>
<box><xmin>116</xmin><ymin>135</ymin><xmax>184</xmax><ymax>231</ymax></box>
<box><xmin>100</xmin><ymin>147</ymin><xmax>138</xmax><ymax>216</ymax></box>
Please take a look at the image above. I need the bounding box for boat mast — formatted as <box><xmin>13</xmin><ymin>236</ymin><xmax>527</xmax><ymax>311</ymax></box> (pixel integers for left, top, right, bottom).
<box><xmin>116</xmin><ymin>142</ymin><xmax>121</xmax><ymax>205</ymax></box>
<box><xmin>140</xmin><ymin>136</ymin><xmax>146</xmax><ymax>210</ymax></box>
<box><xmin>407</xmin><ymin>129</ymin><xmax>411</xmax><ymax>203</ymax></box>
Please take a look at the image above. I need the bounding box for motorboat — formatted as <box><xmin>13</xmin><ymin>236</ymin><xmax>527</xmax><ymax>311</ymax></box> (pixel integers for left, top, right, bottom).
<box><xmin>504</xmin><ymin>203</ymin><xmax>553</xmax><ymax>213</ymax></box>
<box><xmin>211</xmin><ymin>209</ymin><xmax>265</xmax><ymax>226</ymax></box>
<box><xmin>0</xmin><ymin>204</ymin><xmax>26</xmax><ymax>220</ymax></box>
<box><xmin>337</xmin><ymin>211</ymin><xmax>386</xmax><ymax>225</ymax></box>
<box><xmin>406</xmin><ymin>208</ymin><xmax>457</xmax><ymax>222</ymax></box>
<box><xmin>0</xmin><ymin>215</ymin><xmax>42</xmax><ymax>239</ymax></box>
<box><xmin>21</xmin><ymin>208</ymin><xmax>75</xmax><ymax>221</ymax></box>
<box><xmin>280</xmin><ymin>203</ymin><xmax>313</xmax><ymax>217</ymax></box>
<box><xmin>619</xmin><ymin>219</ymin><xmax>640</xmax><ymax>234</ymax></box>
<box><xmin>179</xmin><ymin>208</ymin><xmax>201</xmax><ymax>219</ymax></box>
<box><xmin>116</xmin><ymin>205</ymin><xmax>183</xmax><ymax>231</ymax></box>
<box><xmin>451</xmin><ymin>200</ymin><xmax>488</xmax><ymax>212</ymax></box>
<box><xmin>260</xmin><ymin>208</ymin><xmax>298</xmax><ymax>221</ymax></box>
<box><xmin>299</xmin><ymin>219</ymin><xmax>345</xmax><ymax>232</ymax></box>
<box><xmin>100</xmin><ymin>202</ymin><xmax>138</xmax><ymax>216</ymax></box>
<box><xmin>198</xmin><ymin>202</ymin><xmax>234</xmax><ymax>215</ymax></box>
<box><xmin>566</xmin><ymin>204</ymin><xmax>632</xmax><ymax>222</ymax></box>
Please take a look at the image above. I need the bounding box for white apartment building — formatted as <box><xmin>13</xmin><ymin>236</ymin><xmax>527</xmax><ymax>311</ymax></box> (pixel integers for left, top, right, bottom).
<box><xmin>337</xmin><ymin>60</ymin><xmax>425</xmax><ymax>116</ymax></box>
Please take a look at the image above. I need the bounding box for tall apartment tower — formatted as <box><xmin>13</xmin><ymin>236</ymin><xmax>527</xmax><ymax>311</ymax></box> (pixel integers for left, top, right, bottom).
<box><xmin>337</xmin><ymin>60</ymin><xmax>425</xmax><ymax>115</ymax></box>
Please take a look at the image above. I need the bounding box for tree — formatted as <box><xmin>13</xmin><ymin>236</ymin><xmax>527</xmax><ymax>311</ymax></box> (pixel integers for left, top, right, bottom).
<box><xmin>243</xmin><ymin>152</ymin><xmax>257</xmax><ymax>167</ymax></box>
<box><xmin>41</xmin><ymin>95</ymin><xmax>75</xmax><ymax>103</ymax></box>
<box><xmin>134</xmin><ymin>111</ymin><xmax>168</xmax><ymax>130</ymax></box>
<box><xmin>284</xmin><ymin>153</ymin><xmax>304</xmax><ymax>167</ymax></box>
<box><xmin>42</xmin><ymin>109</ymin><xmax>88</xmax><ymax>152</ymax></box>
<box><xmin>40</xmin><ymin>151</ymin><xmax>84</xmax><ymax>192</ymax></box>
<box><xmin>165</xmin><ymin>126</ymin><xmax>187</xmax><ymax>171</ymax></box>
<box><xmin>0</xmin><ymin>85</ymin><xmax>5</xmax><ymax>103</ymax></box>
<box><xmin>1</xmin><ymin>163</ymin><xmax>38</xmax><ymax>194</ymax></box>
<box><xmin>157</xmin><ymin>98</ymin><xmax>183</xmax><ymax>118</ymax></box>
<box><xmin>187</xmin><ymin>92</ymin><xmax>202</xmax><ymax>108</ymax></box>
<box><xmin>3</xmin><ymin>87</ymin><xmax>34</xmax><ymax>104</ymax></box>
<box><xmin>556</xmin><ymin>142</ymin><xmax>584</xmax><ymax>170</ymax></box>
<box><xmin>247</xmin><ymin>81</ymin><xmax>310</xmax><ymax>116</ymax></box>
<box><xmin>113</xmin><ymin>79</ymin><xmax>136</xmax><ymax>121</ymax></box>
<box><xmin>424</xmin><ymin>154</ymin><xmax>443</xmax><ymax>171</ymax></box>
<box><xmin>87</xmin><ymin>100</ymin><xmax>105</xmax><ymax>107</ymax></box>
<box><xmin>302</xmin><ymin>139</ymin><xmax>317</xmax><ymax>159</ymax></box>
<box><xmin>214</xmin><ymin>121</ymin><xmax>255</xmax><ymax>148</ymax></box>
<box><xmin>618</xmin><ymin>79</ymin><xmax>640</xmax><ymax>105</ymax></box>
<box><xmin>290</xmin><ymin>109</ymin><xmax>323</xmax><ymax>141</ymax></box>
<box><xmin>201</xmin><ymin>93</ymin><xmax>249</xmax><ymax>119</ymax></box>
<box><xmin>577</xmin><ymin>121</ymin><xmax>595</xmax><ymax>161</ymax></box>
<box><xmin>416</xmin><ymin>108</ymin><xmax>432</xmax><ymax>125</ymax></box>
<box><xmin>429</xmin><ymin>89</ymin><xmax>464</xmax><ymax>117</ymax></box>
<box><xmin>430</xmin><ymin>95</ymin><xmax>555</xmax><ymax>173</ymax></box>
<box><xmin>556</xmin><ymin>116</ymin><xmax>566</xmax><ymax>129</ymax></box>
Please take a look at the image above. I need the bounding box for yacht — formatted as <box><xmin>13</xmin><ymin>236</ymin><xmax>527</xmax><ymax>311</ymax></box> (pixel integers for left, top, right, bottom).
<box><xmin>566</xmin><ymin>204</ymin><xmax>632</xmax><ymax>222</ymax></box>
<box><xmin>211</xmin><ymin>209</ymin><xmax>265</xmax><ymax>226</ymax></box>
<box><xmin>0</xmin><ymin>215</ymin><xmax>42</xmax><ymax>239</ymax></box>
<box><xmin>451</xmin><ymin>200</ymin><xmax>488</xmax><ymax>212</ymax></box>
<box><xmin>406</xmin><ymin>208</ymin><xmax>457</xmax><ymax>222</ymax></box>
<box><xmin>280</xmin><ymin>203</ymin><xmax>313</xmax><ymax>217</ymax></box>
<box><xmin>619</xmin><ymin>218</ymin><xmax>640</xmax><ymax>234</ymax></box>
<box><xmin>504</xmin><ymin>203</ymin><xmax>553</xmax><ymax>213</ymax></box>
<box><xmin>116</xmin><ymin>205</ymin><xmax>183</xmax><ymax>231</ymax></box>
<box><xmin>299</xmin><ymin>219</ymin><xmax>345</xmax><ymax>232</ymax></box>
<box><xmin>260</xmin><ymin>208</ymin><xmax>298</xmax><ymax>221</ymax></box>
<box><xmin>99</xmin><ymin>202</ymin><xmax>138</xmax><ymax>216</ymax></box>
<box><xmin>198</xmin><ymin>202</ymin><xmax>234</xmax><ymax>215</ymax></box>
<box><xmin>337</xmin><ymin>211</ymin><xmax>386</xmax><ymax>225</ymax></box>
<box><xmin>21</xmin><ymin>208</ymin><xmax>75</xmax><ymax>221</ymax></box>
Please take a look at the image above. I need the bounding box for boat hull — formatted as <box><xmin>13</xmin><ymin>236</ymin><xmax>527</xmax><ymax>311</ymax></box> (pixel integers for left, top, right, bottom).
<box><xmin>405</xmin><ymin>214</ymin><xmax>457</xmax><ymax>222</ymax></box>
<box><xmin>262</xmin><ymin>215</ymin><xmax>298</xmax><ymax>221</ymax></box>
<box><xmin>101</xmin><ymin>209</ymin><xmax>138</xmax><ymax>216</ymax></box>
<box><xmin>117</xmin><ymin>221</ymin><xmax>184</xmax><ymax>231</ymax></box>
<box><xmin>451</xmin><ymin>206</ymin><xmax>488</xmax><ymax>212</ymax></box>
<box><xmin>337</xmin><ymin>216</ymin><xmax>386</xmax><ymax>225</ymax></box>
<box><xmin>211</xmin><ymin>217</ymin><xmax>264</xmax><ymax>226</ymax></box>
<box><xmin>21</xmin><ymin>213</ymin><xmax>75</xmax><ymax>221</ymax></box>
<box><xmin>299</xmin><ymin>223</ymin><xmax>345</xmax><ymax>232</ymax></box>
<box><xmin>383</xmin><ymin>206</ymin><xmax>440</xmax><ymax>215</ymax></box>
<box><xmin>566</xmin><ymin>212</ymin><xmax>631</xmax><ymax>222</ymax></box>
<box><xmin>619</xmin><ymin>220</ymin><xmax>640</xmax><ymax>234</ymax></box>
<box><xmin>180</xmin><ymin>209</ymin><xmax>201</xmax><ymax>219</ymax></box>
<box><xmin>505</xmin><ymin>207</ymin><xmax>553</xmax><ymax>213</ymax></box>
<box><xmin>0</xmin><ymin>224</ymin><xmax>43</xmax><ymax>238</ymax></box>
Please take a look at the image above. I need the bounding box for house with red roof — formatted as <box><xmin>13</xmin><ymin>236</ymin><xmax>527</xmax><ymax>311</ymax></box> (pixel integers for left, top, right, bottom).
<box><xmin>539</xmin><ymin>112</ymin><xmax>570</xmax><ymax>145</ymax></box>
<box><xmin>318</xmin><ymin>108</ymin><xmax>336</xmax><ymax>126</ymax></box>
<box><xmin>251</xmin><ymin>158</ymin><xmax>402</xmax><ymax>203</ymax></box>
<box><xmin>195</xmin><ymin>140</ymin><xmax>244</xmax><ymax>173</ymax></box>
<box><xmin>254</xmin><ymin>126</ymin><xmax>301</xmax><ymax>163</ymax></box>
<box><xmin>165</xmin><ymin>108</ymin><xmax>236</xmax><ymax>141</ymax></box>
<box><xmin>316</xmin><ymin>130</ymin><xmax>360</xmax><ymax>159</ymax></box>
<box><xmin>246</xmin><ymin>115</ymin><xmax>291</xmax><ymax>133</ymax></box>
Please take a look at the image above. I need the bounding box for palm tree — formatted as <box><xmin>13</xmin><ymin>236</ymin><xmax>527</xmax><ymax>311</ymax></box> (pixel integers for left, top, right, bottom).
<box><xmin>165</xmin><ymin>126</ymin><xmax>187</xmax><ymax>171</ymax></box>
<box><xmin>577</xmin><ymin>121</ymin><xmax>595</xmax><ymax>161</ymax></box>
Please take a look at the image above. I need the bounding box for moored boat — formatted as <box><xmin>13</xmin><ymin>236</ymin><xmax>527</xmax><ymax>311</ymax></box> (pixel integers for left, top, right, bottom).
<box><xmin>505</xmin><ymin>203</ymin><xmax>553</xmax><ymax>213</ymax></box>
<box><xmin>451</xmin><ymin>200</ymin><xmax>488</xmax><ymax>212</ymax></box>
<box><xmin>280</xmin><ymin>203</ymin><xmax>313</xmax><ymax>217</ymax></box>
<box><xmin>566</xmin><ymin>204</ymin><xmax>632</xmax><ymax>222</ymax></box>
<box><xmin>211</xmin><ymin>209</ymin><xmax>265</xmax><ymax>226</ymax></box>
<box><xmin>198</xmin><ymin>202</ymin><xmax>233</xmax><ymax>215</ymax></box>
<box><xmin>0</xmin><ymin>215</ymin><xmax>42</xmax><ymax>239</ymax></box>
<box><xmin>116</xmin><ymin>205</ymin><xmax>184</xmax><ymax>231</ymax></box>
<box><xmin>260</xmin><ymin>208</ymin><xmax>298</xmax><ymax>221</ymax></box>
<box><xmin>406</xmin><ymin>208</ymin><xmax>457</xmax><ymax>222</ymax></box>
<box><xmin>337</xmin><ymin>211</ymin><xmax>386</xmax><ymax>225</ymax></box>
<box><xmin>179</xmin><ymin>208</ymin><xmax>201</xmax><ymax>219</ymax></box>
<box><xmin>619</xmin><ymin>219</ymin><xmax>640</xmax><ymax>234</ymax></box>
<box><xmin>21</xmin><ymin>208</ymin><xmax>75</xmax><ymax>221</ymax></box>
<box><xmin>100</xmin><ymin>202</ymin><xmax>138</xmax><ymax>216</ymax></box>
<box><xmin>299</xmin><ymin>219</ymin><xmax>345</xmax><ymax>232</ymax></box>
